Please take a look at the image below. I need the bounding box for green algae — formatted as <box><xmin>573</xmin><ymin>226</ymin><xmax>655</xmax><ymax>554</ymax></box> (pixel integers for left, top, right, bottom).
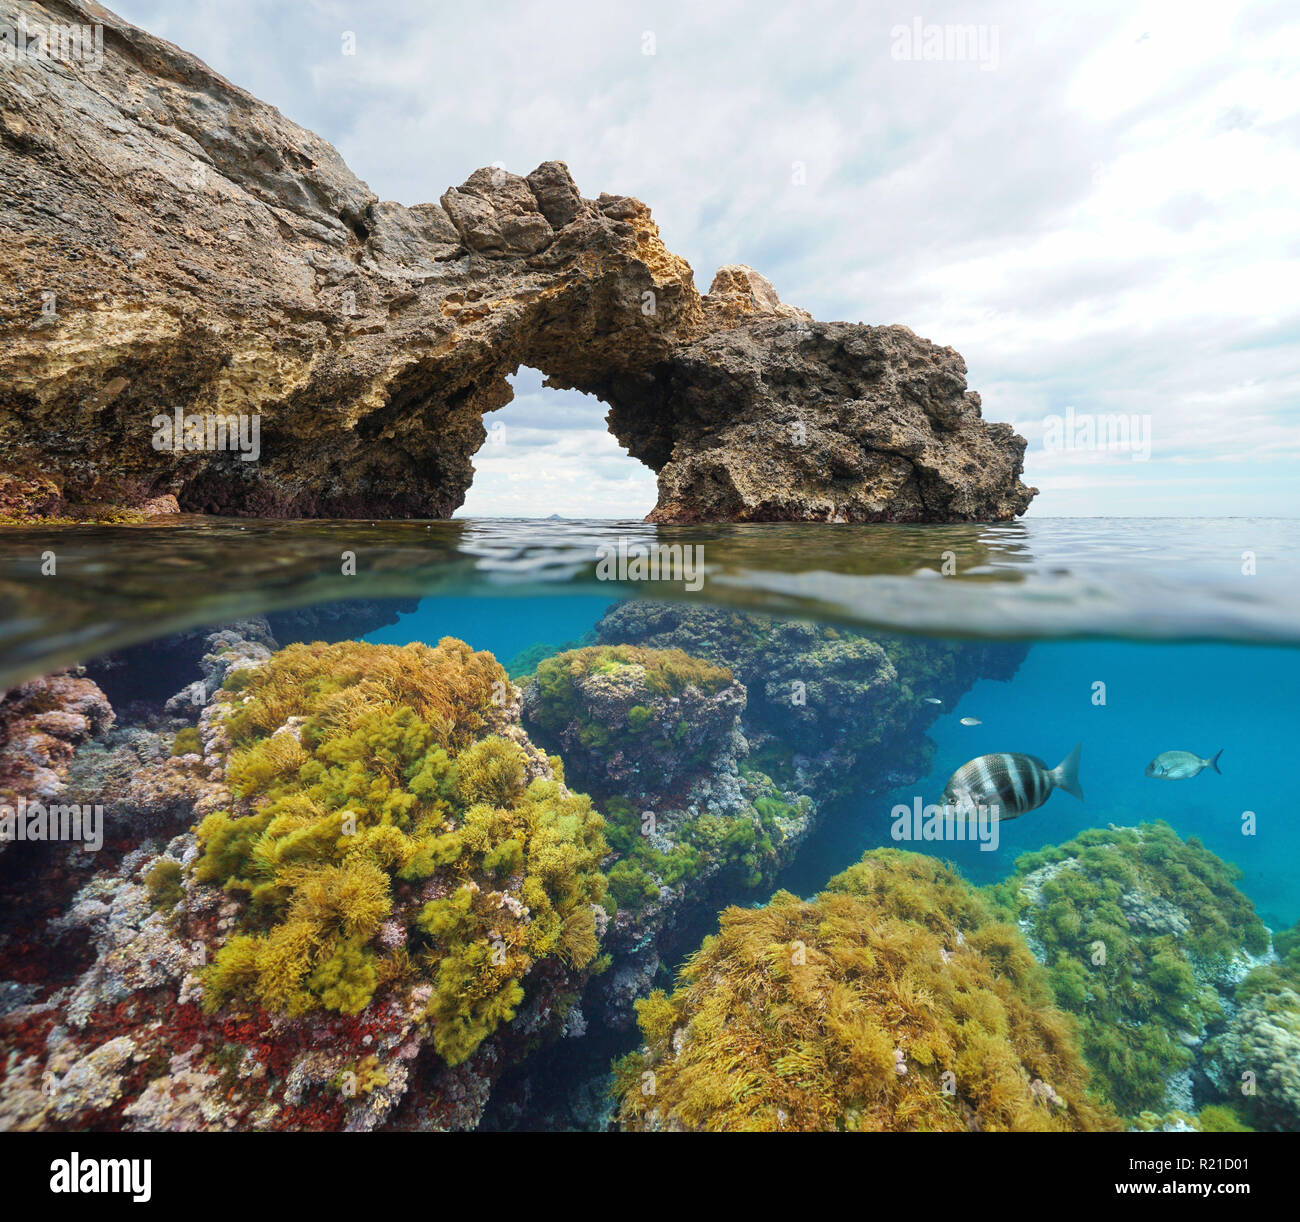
<box><xmin>170</xmin><ymin>727</ymin><xmax>203</xmax><ymax>756</ymax></box>
<box><xmin>527</xmin><ymin>644</ymin><xmax>734</xmax><ymax>740</ymax></box>
<box><xmin>144</xmin><ymin>858</ymin><xmax>185</xmax><ymax>911</ymax></box>
<box><xmin>615</xmin><ymin>849</ymin><xmax>1118</xmax><ymax>1132</ymax></box>
<box><xmin>193</xmin><ymin>638</ymin><xmax>609</xmax><ymax>1066</ymax></box>
<box><xmin>988</xmin><ymin>821</ymin><xmax>1267</xmax><ymax>1115</ymax></box>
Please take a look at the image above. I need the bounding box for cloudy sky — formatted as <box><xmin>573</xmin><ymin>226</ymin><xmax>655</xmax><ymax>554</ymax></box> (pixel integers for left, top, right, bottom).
<box><xmin>110</xmin><ymin>0</ymin><xmax>1300</xmax><ymax>517</ymax></box>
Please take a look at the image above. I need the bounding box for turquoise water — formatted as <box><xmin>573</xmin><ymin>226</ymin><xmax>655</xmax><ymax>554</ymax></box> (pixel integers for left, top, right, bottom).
<box><xmin>364</xmin><ymin>594</ymin><xmax>616</xmax><ymax>669</ymax></box>
<box><xmin>361</xmin><ymin>601</ymin><xmax>1297</xmax><ymax>926</ymax></box>
<box><xmin>779</xmin><ymin>639</ymin><xmax>1297</xmax><ymax>924</ymax></box>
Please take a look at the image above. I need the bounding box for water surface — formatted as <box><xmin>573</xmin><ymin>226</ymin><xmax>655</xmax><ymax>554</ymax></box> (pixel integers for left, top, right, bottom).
<box><xmin>2</xmin><ymin>516</ymin><xmax>1296</xmax><ymax>688</ymax></box>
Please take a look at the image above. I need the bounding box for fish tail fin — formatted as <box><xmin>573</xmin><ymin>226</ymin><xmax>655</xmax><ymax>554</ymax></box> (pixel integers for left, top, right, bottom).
<box><xmin>1052</xmin><ymin>742</ymin><xmax>1084</xmax><ymax>801</ymax></box>
<box><xmin>1209</xmin><ymin>749</ymin><xmax>1223</xmax><ymax>775</ymax></box>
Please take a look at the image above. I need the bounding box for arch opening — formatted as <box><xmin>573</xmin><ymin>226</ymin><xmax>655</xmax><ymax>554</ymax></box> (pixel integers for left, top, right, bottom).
<box><xmin>456</xmin><ymin>367</ymin><xmax>658</xmax><ymax>520</ymax></box>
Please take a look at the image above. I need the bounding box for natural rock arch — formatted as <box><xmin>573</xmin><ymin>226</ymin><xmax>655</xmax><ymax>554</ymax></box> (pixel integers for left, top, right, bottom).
<box><xmin>0</xmin><ymin>0</ymin><xmax>1035</xmax><ymax>524</ymax></box>
<box><xmin>458</xmin><ymin>367</ymin><xmax>657</xmax><ymax>519</ymax></box>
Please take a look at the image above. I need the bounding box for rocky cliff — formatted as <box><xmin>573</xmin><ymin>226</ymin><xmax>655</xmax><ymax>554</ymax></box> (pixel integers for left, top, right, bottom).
<box><xmin>0</xmin><ymin>0</ymin><xmax>1036</xmax><ymax>523</ymax></box>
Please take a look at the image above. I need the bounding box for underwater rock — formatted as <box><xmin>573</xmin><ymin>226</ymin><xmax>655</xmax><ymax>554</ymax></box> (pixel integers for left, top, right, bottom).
<box><xmin>1203</xmin><ymin>989</ymin><xmax>1300</xmax><ymax>1133</ymax></box>
<box><xmin>989</xmin><ymin>822</ymin><xmax>1271</xmax><ymax>1117</ymax></box>
<box><xmin>1202</xmin><ymin>924</ymin><xmax>1300</xmax><ymax>1132</ymax></box>
<box><xmin>62</xmin><ymin>724</ymin><xmax>210</xmax><ymax>840</ymax></box>
<box><xmin>596</xmin><ymin>951</ymin><xmax>664</xmax><ymax>1033</ymax></box>
<box><xmin>1128</xmin><ymin>1109</ymin><xmax>1207</xmax><ymax>1133</ymax></box>
<box><xmin>0</xmin><ymin>669</ymin><xmax>114</xmax><ymax>858</ymax></box>
<box><xmin>593</xmin><ymin>602</ymin><xmax>1026</xmax><ymax>804</ymax></box>
<box><xmin>522</xmin><ymin>644</ymin><xmax>748</xmax><ymax>799</ymax></box>
<box><xmin>263</xmin><ymin>600</ymin><xmax>421</xmax><ymax>649</ymax></box>
<box><xmin>613</xmin><ymin>849</ymin><xmax>1119</xmax><ymax>1132</ymax></box>
<box><xmin>0</xmin><ymin>637</ymin><xmax>611</xmax><ymax>1131</ymax></box>
<box><xmin>521</xmin><ymin>644</ymin><xmax>814</xmax><ymax>1027</ymax></box>
<box><xmin>85</xmin><ymin>619</ymin><xmax>275</xmax><ymax>714</ymax></box>
<box><xmin>162</xmin><ymin>621</ymin><xmax>275</xmax><ymax>715</ymax></box>
<box><xmin>86</xmin><ymin>604</ymin><xmax>415</xmax><ymax>714</ymax></box>
<box><xmin>0</xmin><ymin>0</ymin><xmax>1033</xmax><ymax>524</ymax></box>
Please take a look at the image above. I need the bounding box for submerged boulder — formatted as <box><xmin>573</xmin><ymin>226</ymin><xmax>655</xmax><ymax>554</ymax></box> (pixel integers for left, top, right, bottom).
<box><xmin>0</xmin><ymin>0</ymin><xmax>1034</xmax><ymax>524</ymax></box>
<box><xmin>593</xmin><ymin>601</ymin><xmax>1028</xmax><ymax>804</ymax></box>
<box><xmin>988</xmin><ymin>822</ymin><xmax>1272</xmax><ymax>1118</ymax></box>
<box><xmin>1202</xmin><ymin>922</ymin><xmax>1300</xmax><ymax>1132</ymax></box>
<box><xmin>520</xmin><ymin>644</ymin><xmax>813</xmax><ymax>1026</ymax></box>
<box><xmin>614</xmin><ymin>849</ymin><xmax>1118</xmax><ymax>1132</ymax></box>
<box><xmin>0</xmin><ymin>670</ymin><xmax>114</xmax><ymax>859</ymax></box>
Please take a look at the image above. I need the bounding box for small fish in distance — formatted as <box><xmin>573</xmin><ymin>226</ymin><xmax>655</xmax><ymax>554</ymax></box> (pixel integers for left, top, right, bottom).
<box><xmin>1144</xmin><ymin>749</ymin><xmax>1222</xmax><ymax>779</ymax></box>
<box><xmin>960</xmin><ymin>717</ymin><xmax>982</xmax><ymax>726</ymax></box>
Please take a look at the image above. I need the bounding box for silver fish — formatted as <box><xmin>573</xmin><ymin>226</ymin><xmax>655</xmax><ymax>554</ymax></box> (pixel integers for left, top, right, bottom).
<box><xmin>960</xmin><ymin>717</ymin><xmax>982</xmax><ymax>726</ymax></box>
<box><xmin>942</xmin><ymin>744</ymin><xmax>1083</xmax><ymax>823</ymax></box>
<box><xmin>923</xmin><ymin>697</ymin><xmax>943</xmax><ymax>705</ymax></box>
<box><xmin>1145</xmin><ymin>749</ymin><xmax>1222</xmax><ymax>780</ymax></box>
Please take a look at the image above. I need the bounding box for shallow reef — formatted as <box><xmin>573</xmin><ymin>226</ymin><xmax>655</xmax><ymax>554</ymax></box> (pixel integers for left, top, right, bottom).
<box><xmin>592</xmin><ymin>602</ymin><xmax>1027</xmax><ymax>805</ymax></box>
<box><xmin>519</xmin><ymin>642</ymin><xmax>812</xmax><ymax>1028</ymax></box>
<box><xmin>989</xmin><ymin>822</ymin><xmax>1271</xmax><ymax>1116</ymax></box>
<box><xmin>1202</xmin><ymin>919</ymin><xmax>1300</xmax><ymax>1132</ymax></box>
<box><xmin>613</xmin><ymin>849</ymin><xmax>1119</xmax><ymax>1132</ymax></box>
<box><xmin>0</xmin><ymin>637</ymin><xmax>611</xmax><ymax>1130</ymax></box>
<box><xmin>1129</xmin><ymin>1105</ymin><xmax>1253</xmax><ymax>1133</ymax></box>
<box><xmin>522</xmin><ymin>643</ymin><xmax>807</xmax><ymax>906</ymax></box>
<box><xmin>3</xmin><ymin>617</ymin><xmax>1290</xmax><ymax>1136</ymax></box>
<box><xmin>0</xmin><ymin>671</ymin><xmax>115</xmax><ymax>861</ymax></box>
<box><xmin>85</xmin><ymin>605</ymin><xmax>417</xmax><ymax>713</ymax></box>
<box><xmin>194</xmin><ymin>639</ymin><xmax>609</xmax><ymax>1061</ymax></box>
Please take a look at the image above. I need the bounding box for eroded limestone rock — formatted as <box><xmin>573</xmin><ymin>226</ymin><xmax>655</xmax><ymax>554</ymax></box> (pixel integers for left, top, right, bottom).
<box><xmin>0</xmin><ymin>0</ymin><xmax>1035</xmax><ymax>523</ymax></box>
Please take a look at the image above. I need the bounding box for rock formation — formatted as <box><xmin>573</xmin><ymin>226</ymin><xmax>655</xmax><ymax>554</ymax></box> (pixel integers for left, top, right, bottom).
<box><xmin>1203</xmin><ymin>933</ymin><xmax>1300</xmax><ymax>1133</ymax></box>
<box><xmin>0</xmin><ymin>669</ymin><xmax>114</xmax><ymax>858</ymax></box>
<box><xmin>990</xmin><ymin>822</ymin><xmax>1272</xmax><ymax>1117</ymax></box>
<box><xmin>593</xmin><ymin>601</ymin><xmax>1028</xmax><ymax>804</ymax></box>
<box><xmin>519</xmin><ymin>643</ymin><xmax>814</xmax><ymax>1028</ymax></box>
<box><xmin>83</xmin><ymin>601</ymin><xmax>416</xmax><ymax>711</ymax></box>
<box><xmin>613</xmin><ymin>850</ymin><xmax>1120</xmax><ymax>1132</ymax></box>
<box><xmin>0</xmin><ymin>635</ymin><xmax>611</xmax><ymax>1132</ymax></box>
<box><xmin>0</xmin><ymin>0</ymin><xmax>1035</xmax><ymax>523</ymax></box>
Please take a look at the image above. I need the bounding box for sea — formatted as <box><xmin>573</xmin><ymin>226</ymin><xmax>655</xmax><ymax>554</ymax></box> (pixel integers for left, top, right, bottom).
<box><xmin>1</xmin><ymin>515</ymin><xmax>1297</xmax><ymax>1134</ymax></box>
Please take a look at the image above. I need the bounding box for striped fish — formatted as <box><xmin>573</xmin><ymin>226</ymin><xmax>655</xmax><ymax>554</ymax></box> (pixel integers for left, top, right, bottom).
<box><xmin>941</xmin><ymin>744</ymin><xmax>1083</xmax><ymax>823</ymax></box>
